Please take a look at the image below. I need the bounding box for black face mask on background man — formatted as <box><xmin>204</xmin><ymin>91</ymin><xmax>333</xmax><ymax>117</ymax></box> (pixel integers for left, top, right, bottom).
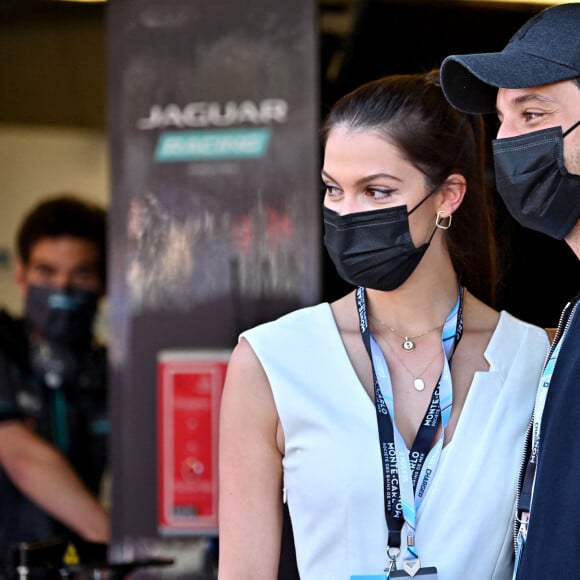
<box><xmin>492</xmin><ymin>120</ymin><xmax>580</xmax><ymax>240</ymax></box>
<box><xmin>25</xmin><ymin>285</ymin><xmax>99</xmax><ymax>346</ymax></box>
<box><xmin>323</xmin><ymin>189</ymin><xmax>438</xmax><ymax>291</ymax></box>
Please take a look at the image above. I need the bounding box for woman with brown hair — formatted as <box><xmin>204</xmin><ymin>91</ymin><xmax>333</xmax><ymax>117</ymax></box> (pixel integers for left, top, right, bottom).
<box><xmin>218</xmin><ymin>70</ymin><xmax>549</xmax><ymax>580</ymax></box>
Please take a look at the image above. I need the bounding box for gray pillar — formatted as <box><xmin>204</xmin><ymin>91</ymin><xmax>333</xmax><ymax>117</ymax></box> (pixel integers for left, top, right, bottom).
<box><xmin>107</xmin><ymin>0</ymin><xmax>320</xmax><ymax>576</ymax></box>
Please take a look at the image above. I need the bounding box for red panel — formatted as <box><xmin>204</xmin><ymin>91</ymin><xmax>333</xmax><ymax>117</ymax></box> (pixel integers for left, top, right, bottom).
<box><xmin>157</xmin><ymin>350</ymin><xmax>230</xmax><ymax>535</ymax></box>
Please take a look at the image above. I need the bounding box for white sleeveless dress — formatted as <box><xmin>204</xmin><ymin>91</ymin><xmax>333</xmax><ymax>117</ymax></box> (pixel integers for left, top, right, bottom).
<box><xmin>240</xmin><ymin>303</ymin><xmax>549</xmax><ymax>580</ymax></box>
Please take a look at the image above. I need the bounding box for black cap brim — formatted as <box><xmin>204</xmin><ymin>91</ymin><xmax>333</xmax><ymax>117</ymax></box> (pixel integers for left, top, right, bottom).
<box><xmin>441</xmin><ymin>51</ymin><xmax>580</xmax><ymax>115</ymax></box>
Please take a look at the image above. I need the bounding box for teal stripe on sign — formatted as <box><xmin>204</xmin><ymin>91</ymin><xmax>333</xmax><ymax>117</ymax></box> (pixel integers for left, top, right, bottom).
<box><xmin>155</xmin><ymin>127</ymin><xmax>272</xmax><ymax>161</ymax></box>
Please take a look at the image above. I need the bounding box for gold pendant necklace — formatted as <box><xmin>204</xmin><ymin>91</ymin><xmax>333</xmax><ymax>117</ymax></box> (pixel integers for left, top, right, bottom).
<box><xmin>370</xmin><ymin>313</ymin><xmax>444</xmax><ymax>351</ymax></box>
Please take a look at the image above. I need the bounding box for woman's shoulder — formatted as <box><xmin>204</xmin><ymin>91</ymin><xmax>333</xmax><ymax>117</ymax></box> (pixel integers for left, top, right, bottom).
<box><xmin>464</xmin><ymin>290</ymin><xmax>547</xmax><ymax>340</ymax></box>
<box><xmin>237</xmin><ymin>302</ymin><xmax>341</xmax><ymax>365</ymax></box>
<box><xmin>495</xmin><ymin>310</ymin><xmax>551</xmax><ymax>345</ymax></box>
<box><xmin>462</xmin><ymin>290</ymin><xmax>549</xmax><ymax>359</ymax></box>
<box><xmin>462</xmin><ymin>290</ymin><xmax>501</xmax><ymax>335</ymax></box>
<box><xmin>241</xmin><ymin>301</ymin><xmax>333</xmax><ymax>339</ymax></box>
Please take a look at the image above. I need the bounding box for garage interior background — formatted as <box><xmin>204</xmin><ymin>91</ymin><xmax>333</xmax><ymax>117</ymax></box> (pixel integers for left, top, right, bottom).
<box><xmin>0</xmin><ymin>0</ymin><xmax>578</xmax><ymax>577</ymax></box>
<box><xmin>1</xmin><ymin>0</ymin><xmax>578</xmax><ymax>327</ymax></box>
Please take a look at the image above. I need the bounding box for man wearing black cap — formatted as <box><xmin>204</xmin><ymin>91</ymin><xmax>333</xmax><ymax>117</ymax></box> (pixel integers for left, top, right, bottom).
<box><xmin>440</xmin><ymin>3</ymin><xmax>580</xmax><ymax>579</ymax></box>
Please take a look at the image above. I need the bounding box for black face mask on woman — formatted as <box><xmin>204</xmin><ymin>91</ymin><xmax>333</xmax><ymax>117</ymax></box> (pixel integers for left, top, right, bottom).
<box><xmin>492</xmin><ymin>120</ymin><xmax>580</xmax><ymax>240</ymax></box>
<box><xmin>323</xmin><ymin>189</ymin><xmax>438</xmax><ymax>291</ymax></box>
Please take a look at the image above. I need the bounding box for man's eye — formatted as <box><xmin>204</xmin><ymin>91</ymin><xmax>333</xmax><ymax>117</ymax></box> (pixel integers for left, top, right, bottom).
<box><xmin>36</xmin><ymin>265</ymin><xmax>55</xmax><ymax>277</ymax></box>
<box><xmin>522</xmin><ymin>111</ymin><xmax>544</xmax><ymax>122</ymax></box>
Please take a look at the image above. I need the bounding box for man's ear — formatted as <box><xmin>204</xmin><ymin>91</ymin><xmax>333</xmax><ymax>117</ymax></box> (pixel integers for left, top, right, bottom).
<box><xmin>13</xmin><ymin>260</ymin><xmax>28</xmax><ymax>297</ymax></box>
<box><xmin>438</xmin><ymin>173</ymin><xmax>467</xmax><ymax>217</ymax></box>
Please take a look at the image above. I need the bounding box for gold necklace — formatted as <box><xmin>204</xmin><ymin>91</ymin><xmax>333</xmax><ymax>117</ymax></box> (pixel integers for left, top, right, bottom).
<box><xmin>376</xmin><ymin>333</ymin><xmax>442</xmax><ymax>392</ymax></box>
<box><xmin>370</xmin><ymin>313</ymin><xmax>444</xmax><ymax>351</ymax></box>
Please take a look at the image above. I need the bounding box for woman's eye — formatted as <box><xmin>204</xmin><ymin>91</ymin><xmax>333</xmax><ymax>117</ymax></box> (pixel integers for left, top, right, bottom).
<box><xmin>366</xmin><ymin>187</ymin><xmax>393</xmax><ymax>200</ymax></box>
<box><xmin>322</xmin><ymin>184</ymin><xmax>341</xmax><ymax>197</ymax></box>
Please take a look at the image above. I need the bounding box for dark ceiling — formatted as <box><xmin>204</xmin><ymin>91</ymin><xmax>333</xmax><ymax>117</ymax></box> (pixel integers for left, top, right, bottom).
<box><xmin>0</xmin><ymin>0</ymin><xmax>106</xmax><ymax>128</ymax></box>
<box><xmin>0</xmin><ymin>0</ymin><xmax>550</xmax><ymax>130</ymax></box>
<box><xmin>1</xmin><ymin>0</ymin><xmax>575</xmax><ymax>329</ymax></box>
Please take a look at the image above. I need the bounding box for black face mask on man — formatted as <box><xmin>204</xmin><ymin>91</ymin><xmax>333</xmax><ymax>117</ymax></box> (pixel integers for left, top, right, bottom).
<box><xmin>25</xmin><ymin>285</ymin><xmax>99</xmax><ymax>346</ymax></box>
<box><xmin>492</xmin><ymin>120</ymin><xmax>580</xmax><ymax>240</ymax></box>
<box><xmin>323</xmin><ymin>188</ymin><xmax>439</xmax><ymax>291</ymax></box>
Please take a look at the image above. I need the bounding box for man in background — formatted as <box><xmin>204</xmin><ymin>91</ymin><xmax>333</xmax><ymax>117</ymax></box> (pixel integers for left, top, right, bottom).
<box><xmin>0</xmin><ymin>195</ymin><xmax>110</xmax><ymax>577</ymax></box>
<box><xmin>440</xmin><ymin>4</ymin><xmax>580</xmax><ymax>578</ymax></box>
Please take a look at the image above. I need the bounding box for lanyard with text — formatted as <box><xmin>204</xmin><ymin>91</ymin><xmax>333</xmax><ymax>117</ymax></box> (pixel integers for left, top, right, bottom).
<box><xmin>356</xmin><ymin>286</ymin><xmax>464</xmax><ymax>574</ymax></box>
<box><xmin>513</xmin><ymin>300</ymin><xmax>578</xmax><ymax>578</ymax></box>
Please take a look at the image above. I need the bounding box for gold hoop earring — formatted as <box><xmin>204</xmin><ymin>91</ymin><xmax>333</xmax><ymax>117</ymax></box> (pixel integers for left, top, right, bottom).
<box><xmin>435</xmin><ymin>210</ymin><xmax>452</xmax><ymax>230</ymax></box>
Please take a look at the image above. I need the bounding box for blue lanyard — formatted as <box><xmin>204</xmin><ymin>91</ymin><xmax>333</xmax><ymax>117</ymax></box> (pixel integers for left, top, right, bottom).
<box><xmin>356</xmin><ymin>287</ymin><xmax>463</xmax><ymax>565</ymax></box>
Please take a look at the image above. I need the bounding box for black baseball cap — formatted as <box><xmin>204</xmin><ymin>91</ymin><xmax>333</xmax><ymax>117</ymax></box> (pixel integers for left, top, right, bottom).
<box><xmin>440</xmin><ymin>3</ymin><xmax>580</xmax><ymax>114</ymax></box>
